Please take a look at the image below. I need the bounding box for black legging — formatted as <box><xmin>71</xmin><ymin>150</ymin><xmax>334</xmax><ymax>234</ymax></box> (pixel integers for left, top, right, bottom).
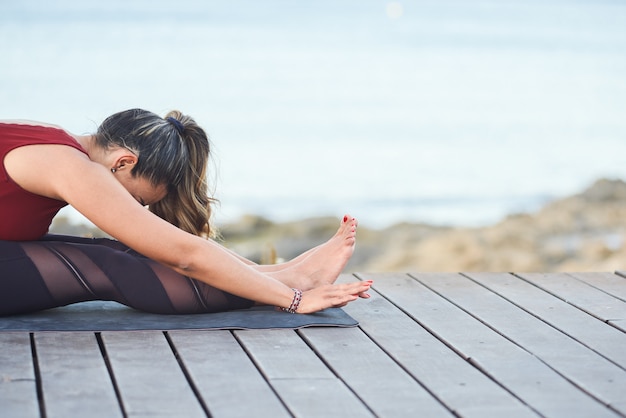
<box><xmin>0</xmin><ymin>235</ymin><xmax>254</xmax><ymax>316</ymax></box>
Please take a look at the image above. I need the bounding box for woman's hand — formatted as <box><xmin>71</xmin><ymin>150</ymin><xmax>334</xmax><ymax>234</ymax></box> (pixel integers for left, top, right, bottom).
<box><xmin>296</xmin><ymin>280</ymin><xmax>373</xmax><ymax>314</ymax></box>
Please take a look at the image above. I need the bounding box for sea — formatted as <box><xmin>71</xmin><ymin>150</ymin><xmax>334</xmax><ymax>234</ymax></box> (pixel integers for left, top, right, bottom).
<box><xmin>1</xmin><ymin>0</ymin><xmax>625</xmax><ymax>229</ymax></box>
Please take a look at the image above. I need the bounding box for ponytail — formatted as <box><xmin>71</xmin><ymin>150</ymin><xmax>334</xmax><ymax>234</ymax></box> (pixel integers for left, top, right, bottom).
<box><xmin>150</xmin><ymin>110</ymin><xmax>217</xmax><ymax>238</ymax></box>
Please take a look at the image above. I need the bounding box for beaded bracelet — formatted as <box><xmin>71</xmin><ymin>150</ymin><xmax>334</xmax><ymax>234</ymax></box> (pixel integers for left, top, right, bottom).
<box><xmin>281</xmin><ymin>288</ymin><xmax>303</xmax><ymax>314</ymax></box>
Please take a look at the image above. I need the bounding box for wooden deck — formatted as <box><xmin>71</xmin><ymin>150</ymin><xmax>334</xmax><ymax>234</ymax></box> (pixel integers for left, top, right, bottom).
<box><xmin>2</xmin><ymin>271</ymin><xmax>626</xmax><ymax>417</ymax></box>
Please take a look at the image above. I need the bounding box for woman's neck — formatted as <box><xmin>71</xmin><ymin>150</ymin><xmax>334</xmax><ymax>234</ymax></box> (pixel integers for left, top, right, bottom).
<box><xmin>74</xmin><ymin>134</ymin><xmax>106</xmax><ymax>164</ymax></box>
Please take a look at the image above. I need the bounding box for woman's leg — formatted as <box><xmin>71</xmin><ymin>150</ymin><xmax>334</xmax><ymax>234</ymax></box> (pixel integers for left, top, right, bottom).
<box><xmin>223</xmin><ymin>215</ymin><xmax>358</xmax><ymax>291</ymax></box>
<box><xmin>260</xmin><ymin>216</ymin><xmax>357</xmax><ymax>289</ymax></box>
<box><xmin>0</xmin><ymin>236</ymin><xmax>254</xmax><ymax>316</ymax></box>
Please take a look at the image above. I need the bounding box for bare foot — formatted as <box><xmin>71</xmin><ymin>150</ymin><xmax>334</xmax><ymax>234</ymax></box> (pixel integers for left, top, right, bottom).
<box><xmin>267</xmin><ymin>215</ymin><xmax>357</xmax><ymax>290</ymax></box>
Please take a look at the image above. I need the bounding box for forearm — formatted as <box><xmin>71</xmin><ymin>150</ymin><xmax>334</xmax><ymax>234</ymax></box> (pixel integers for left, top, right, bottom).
<box><xmin>176</xmin><ymin>238</ymin><xmax>295</xmax><ymax>309</ymax></box>
<box><xmin>215</xmin><ymin>241</ymin><xmax>258</xmax><ymax>266</ymax></box>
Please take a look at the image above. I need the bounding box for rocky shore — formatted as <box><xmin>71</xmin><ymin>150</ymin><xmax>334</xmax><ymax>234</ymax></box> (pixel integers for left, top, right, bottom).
<box><xmin>218</xmin><ymin>178</ymin><xmax>626</xmax><ymax>273</ymax></box>
<box><xmin>51</xmin><ymin>178</ymin><xmax>626</xmax><ymax>273</ymax></box>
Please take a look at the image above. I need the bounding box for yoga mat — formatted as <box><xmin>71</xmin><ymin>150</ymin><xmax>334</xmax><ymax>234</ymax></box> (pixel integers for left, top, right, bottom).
<box><xmin>0</xmin><ymin>301</ymin><xmax>359</xmax><ymax>332</ymax></box>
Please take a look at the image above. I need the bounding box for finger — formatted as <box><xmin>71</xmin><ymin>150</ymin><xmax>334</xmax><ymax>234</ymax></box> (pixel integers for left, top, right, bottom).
<box><xmin>358</xmin><ymin>283</ymin><xmax>372</xmax><ymax>294</ymax></box>
<box><xmin>354</xmin><ymin>280</ymin><xmax>373</xmax><ymax>290</ymax></box>
<box><xmin>339</xmin><ymin>294</ymin><xmax>359</xmax><ymax>305</ymax></box>
<box><xmin>342</xmin><ymin>281</ymin><xmax>372</xmax><ymax>292</ymax></box>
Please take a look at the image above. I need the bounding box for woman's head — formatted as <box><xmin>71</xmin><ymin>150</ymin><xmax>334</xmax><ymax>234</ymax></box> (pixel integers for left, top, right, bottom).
<box><xmin>96</xmin><ymin>108</ymin><xmax>216</xmax><ymax>238</ymax></box>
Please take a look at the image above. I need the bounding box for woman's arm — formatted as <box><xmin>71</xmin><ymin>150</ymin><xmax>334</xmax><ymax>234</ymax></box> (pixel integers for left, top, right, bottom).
<box><xmin>6</xmin><ymin>145</ymin><xmax>369</xmax><ymax>312</ymax></box>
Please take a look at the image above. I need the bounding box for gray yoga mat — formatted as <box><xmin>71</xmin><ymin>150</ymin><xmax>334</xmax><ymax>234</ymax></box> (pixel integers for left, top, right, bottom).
<box><xmin>0</xmin><ymin>301</ymin><xmax>358</xmax><ymax>332</ymax></box>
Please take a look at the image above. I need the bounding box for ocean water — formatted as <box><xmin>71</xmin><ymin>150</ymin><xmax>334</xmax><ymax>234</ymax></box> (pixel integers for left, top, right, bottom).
<box><xmin>1</xmin><ymin>0</ymin><xmax>625</xmax><ymax>228</ymax></box>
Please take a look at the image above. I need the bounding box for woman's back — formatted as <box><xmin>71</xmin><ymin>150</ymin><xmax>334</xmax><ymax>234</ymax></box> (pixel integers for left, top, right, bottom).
<box><xmin>0</xmin><ymin>123</ymin><xmax>87</xmax><ymax>240</ymax></box>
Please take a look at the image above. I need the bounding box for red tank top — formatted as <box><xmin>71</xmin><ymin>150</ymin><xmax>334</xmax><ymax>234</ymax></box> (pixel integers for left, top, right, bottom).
<box><xmin>0</xmin><ymin>122</ymin><xmax>88</xmax><ymax>241</ymax></box>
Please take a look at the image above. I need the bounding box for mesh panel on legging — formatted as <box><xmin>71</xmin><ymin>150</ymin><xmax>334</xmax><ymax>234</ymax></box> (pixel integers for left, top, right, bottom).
<box><xmin>0</xmin><ymin>235</ymin><xmax>254</xmax><ymax>316</ymax></box>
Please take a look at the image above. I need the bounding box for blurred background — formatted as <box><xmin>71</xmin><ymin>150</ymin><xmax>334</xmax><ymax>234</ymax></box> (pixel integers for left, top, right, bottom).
<box><xmin>2</xmin><ymin>0</ymin><xmax>626</xmax><ymax>271</ymax></box>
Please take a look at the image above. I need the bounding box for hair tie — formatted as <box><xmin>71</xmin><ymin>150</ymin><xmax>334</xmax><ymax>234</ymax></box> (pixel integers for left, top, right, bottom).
<box><xmin>166</xmin><ymin>116</ymin><xmax>185</xmax><ymax>134</ymax></box>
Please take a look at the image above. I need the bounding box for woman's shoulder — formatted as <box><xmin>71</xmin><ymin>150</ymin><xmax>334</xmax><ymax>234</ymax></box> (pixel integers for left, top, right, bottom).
<box><xmin>0</xmin><ymin>119</ymin><xmax>63</xmax><ymax>129</ymax></box>
<box><xmin>0</xmin><ymin>119</ymin><xmax>65</xmax><ymax>132</ymax></box>
<box><xmin>1</xmin><ymin>120</ymin><xmax>86</xmax><ymax>152</ymax></box>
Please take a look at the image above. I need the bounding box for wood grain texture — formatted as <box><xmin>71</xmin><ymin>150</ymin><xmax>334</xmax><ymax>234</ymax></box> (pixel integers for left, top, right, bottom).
<box><xmin>0</xmin><ymin>333</ymin><xmax>39</xmax><ymax>418</ymax></box>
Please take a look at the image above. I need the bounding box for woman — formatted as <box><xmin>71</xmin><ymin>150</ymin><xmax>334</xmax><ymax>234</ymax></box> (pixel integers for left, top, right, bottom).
<box><xmin>0</xmin><ymin>109</ymin><xmax>371</xmax><ymax>316</ymax></box>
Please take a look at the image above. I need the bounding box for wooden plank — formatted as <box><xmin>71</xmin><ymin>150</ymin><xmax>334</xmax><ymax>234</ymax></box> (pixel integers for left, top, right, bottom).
<box><xmin>35</xmin><ymin>332</ymin><xmax>121</xmax><ymax>418</ymax></box>
<box><xmin>466</xmin><ymin>272</ymin><xmax>626</xmax><ymax>370</ymax></box>
<box><xmin>102</xmin><ymin>330</ymin><xmax>205</xmax><ymax>417</ymax></box>
<box><xmin>271</xmin><ymin>378</ymin><xmax>372</xmax><ymax>418</ymax></box>
<box><xmin>168</xmin><ymin>330</ymin><xmax>289</xmax><ymax>417</ymax></box>
<box><xmin>362</xmin><ymin>272</ymin><xmax>617</xmax><ymax>418</ymax></box>
<box><xmin>568</xmin><ymin>272</ymin><xmax>626</xmax><ymax>302</ymax></box>
<box><xmin>415</xmin><ymin>272</ymin><xmax>626</xmax><ymax>416</ymax></box>
<box><xmin>0</xmin><ymin>332</ymin><xmax>39</xmax><ymax>418</ymax></box>
<box><xmin>339</xmin><ymin>274</ymin><xmax>537</xmax><ymax>418</ymax></box>
<box><xmin>234</xmin><ymin>329</ymin><xmax>337</xmax><ymax>381</ymax></box>
<box><xmin>302</xmin><ymin>326</ymin><xmax>459</xmax><ymax>417</ymax></box>
<box><xmin>519</xmin><ymin>272</ymin><xmax>626</xmax><ymax>332</ymax></box>
<box><xmin>235</xmin><ymin>328</ymin><xmax>374</xmax><ymax>417</ymax></box>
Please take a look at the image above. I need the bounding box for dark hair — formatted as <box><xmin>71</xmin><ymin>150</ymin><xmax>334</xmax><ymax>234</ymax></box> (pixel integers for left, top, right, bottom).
<box><xmin>96</xmin><ymin>108</ymin><xmax>216</xmax><ymax>237</ymax></box>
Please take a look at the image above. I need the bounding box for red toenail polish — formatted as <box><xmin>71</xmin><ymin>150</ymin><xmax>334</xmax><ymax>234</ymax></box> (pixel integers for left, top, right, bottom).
<box><xmin>343</xmin><ymin>216</ymin><xmax>348</xmax><ymax>222</ymax></box>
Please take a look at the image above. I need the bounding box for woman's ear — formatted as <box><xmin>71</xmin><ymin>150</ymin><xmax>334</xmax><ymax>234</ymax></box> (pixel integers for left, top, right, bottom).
<box><xmin>111</xmin><ymin>152</ymin><xmax>138</xmax><ymax>172</ymax></box>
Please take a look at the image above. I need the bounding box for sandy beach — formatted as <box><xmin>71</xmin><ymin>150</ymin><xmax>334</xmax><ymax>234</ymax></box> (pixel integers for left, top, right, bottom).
<box><xmin>213</xmin><ymin>178</ymin><xmax>626</xmax><ymax>273</ymax></box>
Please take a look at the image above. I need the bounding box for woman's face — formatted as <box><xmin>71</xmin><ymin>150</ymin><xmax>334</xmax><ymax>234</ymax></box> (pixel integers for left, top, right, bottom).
<box><xmin>117</xmin><ymin>172</ymin><xmax>168</xmax><ymax>207</ymax></box>
<box><xmin>107</xmin><ymin>149</ymin><xmax>168</xmax><ymax>207</ymax></box>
